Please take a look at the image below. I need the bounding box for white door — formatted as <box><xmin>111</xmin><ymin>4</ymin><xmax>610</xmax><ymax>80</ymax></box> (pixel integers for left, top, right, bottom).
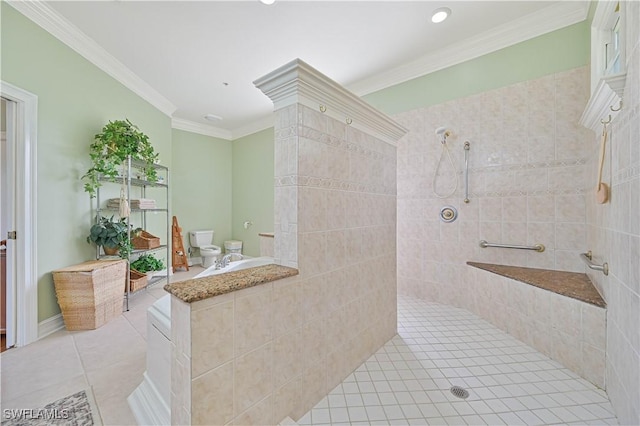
<box><xmin>2</xmin><ymin>97</ymin><xmax>17</xmax><ymax>348</ymax></box>
<box><xmin>2</xmin><ymin>82</ymin><xmax>38</xmax><ymax>347</ymax></box>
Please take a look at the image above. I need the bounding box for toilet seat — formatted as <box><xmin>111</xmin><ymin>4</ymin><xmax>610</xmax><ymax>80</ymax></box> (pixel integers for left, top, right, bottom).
<box><xmin>199</xmin><ymin>244</ymin><xmax>221</xmax><ymax>255</ymax></box>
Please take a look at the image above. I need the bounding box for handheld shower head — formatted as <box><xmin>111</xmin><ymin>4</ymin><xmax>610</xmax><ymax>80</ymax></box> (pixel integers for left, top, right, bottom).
<box><xmin>435</xmin><ymin>127</ymin><xmax>452</xmax><ymax>144</ymax></box>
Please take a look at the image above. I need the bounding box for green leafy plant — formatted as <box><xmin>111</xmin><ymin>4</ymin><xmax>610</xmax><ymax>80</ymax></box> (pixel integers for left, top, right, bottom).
<box><xmin>86</xmin><ymin>215</ymin><xmax>132</xmax><ymax>259</ymax></box>
<box><xmin>82</xmin><ymin>119</ymin><xmax>159</xmax><ymax>197</ymax></box>
<box><xmin>130</xmin><ymin>253</ymin><xmax>165</xmax><ymax>273</ymax></box>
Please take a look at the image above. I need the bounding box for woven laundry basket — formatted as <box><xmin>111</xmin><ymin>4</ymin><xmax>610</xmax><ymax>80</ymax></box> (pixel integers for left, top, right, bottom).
<box><xmin>52</xmin><ymin>259</ymin><xmax>126</xmax><ymax>330</ymax></box>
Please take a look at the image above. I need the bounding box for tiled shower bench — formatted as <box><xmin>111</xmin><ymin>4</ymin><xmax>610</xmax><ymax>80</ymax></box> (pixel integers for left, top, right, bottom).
<box><xmin>466</xmin><ymin>262</ymin><xmax>606</xmax><ymax>388</ymax></box>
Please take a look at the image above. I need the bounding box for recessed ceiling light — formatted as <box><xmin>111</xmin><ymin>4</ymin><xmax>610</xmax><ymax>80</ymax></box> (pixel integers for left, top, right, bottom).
<box><xmin>431</xmin><ymin>7</ymin><xmax>451</xmax><ymax>24</ymax></box>
<box><xmin>260</xmin><ymin>0</ymin><xmax>275</xmax><ymax>5</ymax></box>
<box><xmin>204</xmin><ymin>114</ymin><xmax>222</xmax><ymax>122</ymax></box>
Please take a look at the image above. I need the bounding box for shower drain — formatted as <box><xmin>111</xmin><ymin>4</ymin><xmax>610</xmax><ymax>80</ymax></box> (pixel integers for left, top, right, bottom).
<box><xmin>450</xmin><ymin>386</ymin><xmax>470</xmax><ymax>399</ymax></box>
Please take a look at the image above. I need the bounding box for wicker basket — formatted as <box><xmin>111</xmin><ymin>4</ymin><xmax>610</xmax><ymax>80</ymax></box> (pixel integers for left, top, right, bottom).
<box><xmin>53</xmin><ymin>260</ymin><xmax>126</xmax><ymax>330</ymax></box>
<box><xmin>131</xmin><ymin>230</ymin><xmax>160</xmax><ymax>250</ymax></box>
<box><xmin>129</xmin><ymin>269</ymin><xmax>148</xmax><ymax>292</ymax></box>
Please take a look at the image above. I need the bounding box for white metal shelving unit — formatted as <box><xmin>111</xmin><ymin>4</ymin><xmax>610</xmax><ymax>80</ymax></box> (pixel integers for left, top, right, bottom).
<box><xmin>93</xmin><ymin>157</ymin><xmax>170</xmax><ymax>311</ymax></box>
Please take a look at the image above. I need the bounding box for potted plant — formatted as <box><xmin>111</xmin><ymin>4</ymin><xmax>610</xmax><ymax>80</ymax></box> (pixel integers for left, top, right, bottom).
<box><xmin>86</xmin><ymin>215</ymin><xmax>132</xmax><ymax>259</ymax></box>
<box><xmin>130</xmin><ymin>254</ymin><xmax>166</xmax><ymax>278</ymax></box>
<box><xmin>82</xmin><ymin>119</ymin><xmax>159</xmax><ymax>197</ymax></box>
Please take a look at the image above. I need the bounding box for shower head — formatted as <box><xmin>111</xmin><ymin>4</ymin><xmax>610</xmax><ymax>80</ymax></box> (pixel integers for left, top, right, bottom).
<box><xmin>435</xmin><ymin>127</ymin><xmax>452</xmax><ymax>144</ymax></box>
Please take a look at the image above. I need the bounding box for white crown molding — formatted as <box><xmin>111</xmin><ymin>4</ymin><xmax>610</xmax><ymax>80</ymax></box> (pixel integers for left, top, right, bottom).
<box><xmin>254</xmin><ymin>59</ymin><xmax>407</xmax><ymax>145</ymax></box>
<box><xmin>230</xmin><ymin>115</ymin><xmax>274</xmax><ymax>140</ymax></box>
<box><xmin>348</xmin><ymin>1</ymin><xmax>590</xmax><ymax>96</ymax></box>
<box><xmin>580</xmin><ymin>72</ymin><xmax>626</xmax><ymax>132</ymax></box>
<box><xmin>7</xmin><ymin>0</ymin><xmax>177</xmax><ymax>117</ymax></box>
<box><xmin>592</xmin><ymin>0</ymin><xmax>618</xmax><ymax>29</ymax></box>
<box><xmin>171</xmin><ymin>118</ymin><xmax>233</xmax><ymax>140</ymax></box>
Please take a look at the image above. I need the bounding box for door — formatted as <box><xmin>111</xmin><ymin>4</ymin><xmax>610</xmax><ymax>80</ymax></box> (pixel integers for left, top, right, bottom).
<box><xmin>1</xmin><ymin>97</ymin><xmax>17</xmax><ymax>349</ymax></box>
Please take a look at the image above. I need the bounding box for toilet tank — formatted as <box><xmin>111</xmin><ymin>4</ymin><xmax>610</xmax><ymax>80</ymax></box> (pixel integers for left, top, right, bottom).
<box><xmin>189</xmin><ymin>230</ymin><xmax>214</xmax><ymax>248</ymax></box>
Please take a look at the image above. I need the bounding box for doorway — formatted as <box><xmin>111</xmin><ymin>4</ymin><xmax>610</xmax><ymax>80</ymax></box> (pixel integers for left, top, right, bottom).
<box><xmin>2</xmin><ymin>97</ymin><xmax>15</xmax><ymax>351</ymax></box>
<box><xmin>1</xmin><ymin>82</ymin><xmax>39</xmax><ymax>348</ymax></box>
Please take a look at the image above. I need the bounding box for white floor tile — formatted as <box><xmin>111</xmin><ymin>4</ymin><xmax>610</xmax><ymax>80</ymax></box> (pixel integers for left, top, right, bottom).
<box><xmin>311</xmin><ymin>408</ymin><xmax>330</xmax><ymax>424</ymax></box>
<box><xmin>301</xmin><ymin>296</ymin><xmax>619</xmax><ymax>426</ymax></box>
<box><xmin>4</xmin><ymin>290</ymin><xmax>620</xmax><ymax>426</ymax></box>
<box><xmin>329</xmin><ymin>407</ymin><xmax>349</xmax><ymax>424</ymax></box>
<box><xmin>347</xmin><ymin>406</ymin><xmax>368</xmax><ymax>422</ymax></box>
<box><xmin>364</xmin><ymin>405</ymin><xmax>386</xmax><ymax>421</ymax></box>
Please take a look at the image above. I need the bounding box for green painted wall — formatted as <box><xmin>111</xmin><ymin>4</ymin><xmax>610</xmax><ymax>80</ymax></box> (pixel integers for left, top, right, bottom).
<box><xmin>364</xmin><ymin>21</ymin><xmax>590</xmax><ymax>115</ymax></box>
<box><xmin>1</xmin><ymin>4</ymin><xmax>172</xmax><ymax>322</ymax></box>
<box><xmin>171</xmin><ymin>129</ymin><xmax>233</xmax><ymax>258</ymax></box>
<box><xmin>2</xmin><ymin>2</ymin><xmax>590</xmax><ymax>324</ymax></box>
<box><xmin>231</xmin><ymin>128</ymin><xmax>274</xmax><ymax>257</ymax></box>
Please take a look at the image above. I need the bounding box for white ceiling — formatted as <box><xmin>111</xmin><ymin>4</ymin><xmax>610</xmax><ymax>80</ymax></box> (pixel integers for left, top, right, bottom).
<box><xmin>17</xmin><ymin>1</ymin><xmax>589</xmax><ymax>139</ymax></box>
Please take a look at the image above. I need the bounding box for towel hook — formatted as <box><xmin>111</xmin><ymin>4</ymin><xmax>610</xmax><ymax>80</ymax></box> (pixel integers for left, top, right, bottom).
<box><xmin>610</xmin><ymin>99</ymin><xmax>623</xmax><ymax>112</ymax></box>
<box><xmin>601</xmin><ymin>115</ymin><xmax>612</xmax><ymax>125</ymax></box>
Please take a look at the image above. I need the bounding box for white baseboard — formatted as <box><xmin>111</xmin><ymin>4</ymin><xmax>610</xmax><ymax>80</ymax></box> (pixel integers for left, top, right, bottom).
<box><xmin>38</xmin><ymin>314</ymin><xmax>65</xmax><ymax>339</ymax></box>
<box><xmin>128</xmin><ymin>372</ymin><xmax>171</xmax><ymax>426</ymax></box>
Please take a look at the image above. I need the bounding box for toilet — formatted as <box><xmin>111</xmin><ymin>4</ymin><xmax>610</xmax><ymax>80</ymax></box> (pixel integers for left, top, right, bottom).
<box><xmin>189</xmin><ymin>230</ymin><xmax>221</xmax><ymax>268</ymax></box>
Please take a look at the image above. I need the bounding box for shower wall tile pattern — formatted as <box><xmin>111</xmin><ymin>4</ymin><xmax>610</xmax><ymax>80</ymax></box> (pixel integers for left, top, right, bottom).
<box><xmin>586</xmin><ymin>3</ymin><xmax>640</xmax><ymax>424</ymax></box>
<box><xmin>396</xmin><ymin>66</ymin><xmax>592</xmax><ymax>307</ymax></box>
<box><xmin>396</xmin><ymin>66</ymin><xmax>594</xmax><ymax>333</ymax></box>
<box><xmin>271</xmin><ymin>103</ymin><xmax>399</xmax><ymax>420</ymax></box>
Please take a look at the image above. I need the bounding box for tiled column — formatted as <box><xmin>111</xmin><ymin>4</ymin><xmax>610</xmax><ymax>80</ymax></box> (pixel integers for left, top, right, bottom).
<box><xmin>256</xmin><ymin>59</ymin><xmax>406</xmax><ymax>416</ymax></box>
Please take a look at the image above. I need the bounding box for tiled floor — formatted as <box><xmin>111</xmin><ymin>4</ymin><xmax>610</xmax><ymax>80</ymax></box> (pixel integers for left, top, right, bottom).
<box><xmin>2</xmin><ymin>282</ymin><xmax>619</xmax><ymax>426</ymax></box>
<box><xmin>0</xmin><ymin>266</ymin><xmax>204</xmax><ymax>426</ymax></box>
<box><xmin>299</xmin><ymin>296</ymin><xmax>618</xmax><ymax>426</ymax></box>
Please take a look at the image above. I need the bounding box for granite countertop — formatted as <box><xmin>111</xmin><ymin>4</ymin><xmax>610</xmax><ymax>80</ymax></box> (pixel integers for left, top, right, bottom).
<box><xmin>467</xmin><ymin>262</ymin><xmax>606</xmax><ymax>308</ymax></box>
<box><xmin>164</xmin><ymin>264</ymin><xmax>298</xmax><ymax>303</ymax></box>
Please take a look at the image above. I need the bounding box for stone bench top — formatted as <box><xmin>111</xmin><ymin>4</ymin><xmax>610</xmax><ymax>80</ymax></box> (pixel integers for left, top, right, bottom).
<box><xmin>467</xmin><ymin>262</ymin><xmax>606</xmax><ymax>308</ymax></box>
<box><xmin>164</xmin><ymin>264</ymin><xmax>298</xmax><ymax>303</ymax></box>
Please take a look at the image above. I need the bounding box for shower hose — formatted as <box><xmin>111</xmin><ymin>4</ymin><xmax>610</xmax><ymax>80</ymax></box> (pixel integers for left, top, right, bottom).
<box><xmin>432</xmin><ymin>142</ymin><xmax>458</xmax><ymax>198</ymax></box>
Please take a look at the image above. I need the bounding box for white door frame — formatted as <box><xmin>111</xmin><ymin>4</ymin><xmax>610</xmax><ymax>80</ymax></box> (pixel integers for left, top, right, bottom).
<box><xmin>2</xmin><ymin>81</ymin><xmax>39</xmax><ymax>346</ymax></box>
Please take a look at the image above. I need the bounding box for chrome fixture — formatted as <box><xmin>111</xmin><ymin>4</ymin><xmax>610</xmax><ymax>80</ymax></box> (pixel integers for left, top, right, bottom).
<box><xmin>435</xmin><ymin>126</ymin><xmax>451</xmax><ymax>144</ymax></box>
<box><xmin>432</xmin><ymin>127</ymin><xmax>458</xmax><ymax>198</ymax></box>
<box><xmin>479</xmin><ymin>240</ymin><xmax>545</xmax><ymax>252</ymax></box>
<box><xmin>216</xmin><ymin>253</ymin><xmax>244</xmax><ymax>269</ymax></box>
<box><xmin>439</xmin><ymin>206</ymin><xmax>458</xmax><ymax>223</ymax></box>
<box><xmin>580</xmin><ymin>251</ymin><xmax>609</xmax><ymax>276</ymax></box>
<box><xmin>463</xmin><ymin>141</ymin><xmax>470</xmax><ymax>203</ymax></box>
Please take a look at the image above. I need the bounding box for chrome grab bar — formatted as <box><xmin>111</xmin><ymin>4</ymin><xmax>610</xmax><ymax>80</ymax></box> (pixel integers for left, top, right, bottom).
<box><xmin>463</xmin><ymin>141</ymin><xmax>470</xmax><ymax>203</ymax></box>
<box><xmin>580</xmin><ymin>251</ymin><xmax>609</xmax><ymax>276</ymax></box>
<box><xmin>479</xmin><ymin>240</ymin><xmax>545</xmax><ymax>252</ymax></box>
